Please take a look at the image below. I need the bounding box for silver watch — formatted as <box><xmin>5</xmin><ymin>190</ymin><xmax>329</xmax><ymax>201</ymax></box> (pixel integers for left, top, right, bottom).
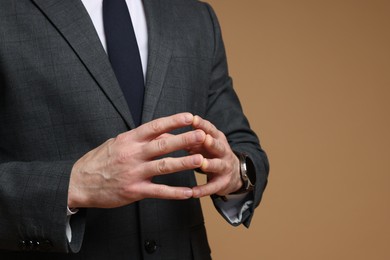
<box><xmin>231</xmin><ymin>151</ymin><xmax>256</xmax><ymax>194</ymax></box>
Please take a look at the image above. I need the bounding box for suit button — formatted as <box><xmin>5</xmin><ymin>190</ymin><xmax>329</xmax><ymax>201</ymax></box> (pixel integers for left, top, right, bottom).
<box><xmin>144</xmin><ymin>240</ymin><xmax>158</xmax><ymax>254</ymax></box>
<box><xmin>27</xmin><ymin>241</ymin><xmax>35</xmax><ymax>250</ymax></box>
<box><xmin>19</xmin><ymin>240</ymin><xmax>27</xmax><ymax>251</ymax></box>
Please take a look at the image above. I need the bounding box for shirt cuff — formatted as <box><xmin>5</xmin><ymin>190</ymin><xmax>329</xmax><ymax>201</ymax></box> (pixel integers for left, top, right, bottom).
<box><xmin>66</xmin><ymin>207</ymin><xmax>79</xmax><ymax>242</ymax></box>
<box><xmin>212</xmin><ymin>192</ymin><xmax>253</xmax><ymax>225</ymax></box>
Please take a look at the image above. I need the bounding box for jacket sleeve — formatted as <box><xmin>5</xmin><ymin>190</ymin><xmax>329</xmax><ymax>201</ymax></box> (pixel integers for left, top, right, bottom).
<box><xmin>202</xmin><ymin>2</ymin><xmax>270</xmax><ymax>228</ymax></box>
<box><xmin>0</xmin><ymin>160</ymin><xmax>85</xmax><ymax>253</ymax></box>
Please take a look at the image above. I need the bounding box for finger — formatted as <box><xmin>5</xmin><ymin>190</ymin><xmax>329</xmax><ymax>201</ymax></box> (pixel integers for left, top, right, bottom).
<box><xmin>192</xmin><ymin>115</ymin><xmax>220</xmax><ymax>138</ymax></box>
<box><xmin>135</xmin><ymin>112</ymin><xmax>194</xmax><ymax>141</ymax></box>
<box><xmin>144</xmin><ymin>154</ymin><xmax>204</xmax><ymax>178</ymax></box>
<box><xmin>202</xmin><ymin>134</ymin><xmax>226</xmax><ymax>157</ymax></box>
<box><xmin>144</xmin><ymin>130</ymin><xmax>206</xmax><ymax>158</ymax></box>
<box><xmin>154</xmin><ymin>133</ymin><xmax>173</xmax><ymax>140</ymax></box>
<box><xmin>192</xmin><ymin>180</ymin><xmax>221</xmax><ymax>198</ymax></box>
<box><xmin>144</xmin><ymin>183</ymin><xmax>193</xmax><ymax>200</ymax></box>
<box><xmin>199</xmin><ymin>158</ymin><xmax>225</xmax><ymax>174</ymax></box>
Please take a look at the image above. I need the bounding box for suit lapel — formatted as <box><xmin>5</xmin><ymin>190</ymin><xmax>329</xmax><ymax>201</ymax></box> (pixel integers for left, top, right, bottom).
<box><xmin>142</xmin><ymin>0</ymin><xmax>173</xmax><ymax>123</ymax></box>
<box><xmin>32</xmin><ymin>0</ymin><xmax>136</xmax><ymax>128</ymax></box>
<box><xmin>137</xmin><ymin>0</ymin><xmax>174</xmax><ymax>240</ymax></box>
<box><xmin>31</xmin><ymin>0</ymin><xmax>172</xmax><ymax>127</ymax></box>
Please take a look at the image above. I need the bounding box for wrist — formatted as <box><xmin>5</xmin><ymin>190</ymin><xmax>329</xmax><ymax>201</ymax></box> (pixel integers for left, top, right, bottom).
<box><xmin>68</xmin><ymin>165</ymin><xmax>87</xmax><ymax>209</ymax></box>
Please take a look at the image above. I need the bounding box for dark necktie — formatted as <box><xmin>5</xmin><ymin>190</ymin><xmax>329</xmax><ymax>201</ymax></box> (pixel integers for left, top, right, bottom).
<box><xmin>103</xmin><ymin>0</ymin><xmax>145</xmax><ymax>126</ymax></box>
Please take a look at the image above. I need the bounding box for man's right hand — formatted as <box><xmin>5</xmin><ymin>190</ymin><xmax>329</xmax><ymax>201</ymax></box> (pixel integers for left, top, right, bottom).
<box><xmin>67</xmin><ymin>113</ymin><xmax>206</xmax><ymax>209</ymax></box>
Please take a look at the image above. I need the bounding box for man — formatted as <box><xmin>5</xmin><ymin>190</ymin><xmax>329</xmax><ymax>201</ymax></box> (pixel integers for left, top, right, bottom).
<box><xmin>0</xmin><ymin>0</ymin><xmax>269</xmax><ymax>259</ymax></box>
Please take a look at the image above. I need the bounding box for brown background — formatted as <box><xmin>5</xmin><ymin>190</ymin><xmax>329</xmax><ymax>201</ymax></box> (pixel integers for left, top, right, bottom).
<box><xmin>198</xmin><ymin>0</ymin><xmax>390</xmax><ymax>259</ymax></box>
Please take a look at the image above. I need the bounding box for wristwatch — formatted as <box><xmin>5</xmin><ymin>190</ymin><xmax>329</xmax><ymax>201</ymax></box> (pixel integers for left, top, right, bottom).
<box><xmin>231</xmin><ymin>151</ymin><xmax>256</xmax><ymax>194</ymax></box>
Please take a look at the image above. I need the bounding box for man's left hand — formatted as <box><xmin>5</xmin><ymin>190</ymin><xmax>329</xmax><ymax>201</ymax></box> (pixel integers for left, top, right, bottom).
<box><xmin>190</xmin><ymin>115</ymin><xmax>243</xmax><ymax>197</ymax></box>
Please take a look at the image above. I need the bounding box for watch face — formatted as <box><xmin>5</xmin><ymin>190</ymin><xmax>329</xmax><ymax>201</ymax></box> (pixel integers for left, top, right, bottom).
<box><xmin>244</xmin><ymin>155</ymin><xmax>256</xmax><ymax>184</ymax></box>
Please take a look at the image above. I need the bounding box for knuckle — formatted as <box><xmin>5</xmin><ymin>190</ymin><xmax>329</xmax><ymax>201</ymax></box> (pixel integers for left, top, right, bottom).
<box><xmin>206</xmin><ymin>121</ymin><xmax>216</xmax><ymax>133</ymax></box>
<box><xmin>208</xmin><ymin>160</ymin><xmax>217</xmax><ymax>170</ymax></box>
<box><xmin>215</xmin><ymin>129</ymin><xmax>223</xmax><ymax>138</ymax></box>
<box><xmin>154</xmin><ymin>185</ymin><xmax>167</xmax><ymax>197</ymax></box>
<box><xmin>157</xmin><ymin>138</ymin><xmax>168</xmax><ymax>153</ymax></box>
<box><xmin>151</xmin><ymin>120</ymin><xmax>163</xmax><ymax>133</ymax></box>
<box><xmin>116</xmin><ymin>150</ymin><xmax>131</xmax><ymax>164</ymax></box>
<box><xmin>121</xmin><ymin>183</ymin><xmax>144</xmax><ymax>201</ymax></box>
<box><xmin>209</xmin><ymin>128</ymin><xmax>217</xmax><ymax>137</ymax></box>
<box><xmin>115</xmin><ymin>132</ymin><xmax>128</xmax><ymax>143</ymax></box>
<box><xmin>210</xmin><ymin>138</ymin><xmax>217</xmax><ymax>149</ymax></box>
<box><xmin>220</xmin><ymin>160</ymin><xmax>227</xmax><ymax>172</ymax></box>
<box><xmin>195</xmin><ymin>187</ymin><xmax>203</xmax><ymax>197</ymax></box>
<box><xmin>181</xmin><ymin>134</ymin><xmax>190</xmax><ymax>146</ymax></box>
<box><xmin>181</xmin><ymin>157</ymin><xmax>189</xmax><ymax>168</ymax></box>
<box><xmin>216</xmin><ymin>139</ymin><xmax>224</xmax><ymax>150</ymax></box>
<box><xmin>157</xmin><ymin>158</ymin><xmax>168</xmax><ymax>174</ymax></box>
<box><xmin>122</xmin><ymin>184</ymin><xmax>135</xmax><ymax>198</ymax></box>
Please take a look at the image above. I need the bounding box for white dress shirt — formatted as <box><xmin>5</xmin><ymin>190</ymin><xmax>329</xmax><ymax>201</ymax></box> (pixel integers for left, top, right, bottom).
<box><xmin>81</xmin><ymin>0</ymin><xmax>148</xmax><ymax>79</ymax></box>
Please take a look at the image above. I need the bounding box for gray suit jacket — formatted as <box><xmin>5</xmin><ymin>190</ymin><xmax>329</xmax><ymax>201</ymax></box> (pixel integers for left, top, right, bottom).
<box><xmin>0</xmin><ymin>0</ymin><xmax>269</xmax><ymax>259</ymax></box>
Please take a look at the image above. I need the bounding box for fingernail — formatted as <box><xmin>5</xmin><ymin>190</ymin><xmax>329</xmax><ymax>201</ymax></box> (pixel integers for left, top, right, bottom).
<box><xmin>201</xmin><ymin>159</ymin><xmax>208</xmax><ymax>169</ymax></box>
<box><xmin>184</xmin><ymin>190</ymin><xmax>193</xmax><ymax>198</ymax></box>
<box><xmin>193</xmin><ymin>115</ymin><xmax>200</xmax><ymax>126</ymax></box>
<box><xmin>194</xmin><ymin>130</ymin><xmax>205</xmax><ymax>142</ymax></box>
<box><xmin>192</xmin><ymin>155</ymin><xmax>202</xmax><ymax>166</ymax></box>
<box><xmin>184</xmin><ymin>113</ymin><xmax>193</xmax><ymax>123</ymax></box>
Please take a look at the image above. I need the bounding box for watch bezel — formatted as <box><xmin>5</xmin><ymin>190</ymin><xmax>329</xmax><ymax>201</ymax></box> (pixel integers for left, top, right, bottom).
<box><xmin>243</xmin><ymin>153</ymin><xmax>256</xmax><ymax>185</ymax></box>
<box><xmin>232</xmin><ymin>151</ymin><xmax>256</xmax><ymax>194</ymax></box>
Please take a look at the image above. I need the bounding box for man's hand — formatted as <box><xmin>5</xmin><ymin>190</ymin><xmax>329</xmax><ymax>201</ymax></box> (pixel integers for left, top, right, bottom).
<box><xmin>190</xmin><ymin>116</ymin><xmax>243</xmax><ymax>198</ymax></box>
<box><xmin>67</xmin><ymin>113</ymin><xmax>206</xmax><ymax>208</ymax></box>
